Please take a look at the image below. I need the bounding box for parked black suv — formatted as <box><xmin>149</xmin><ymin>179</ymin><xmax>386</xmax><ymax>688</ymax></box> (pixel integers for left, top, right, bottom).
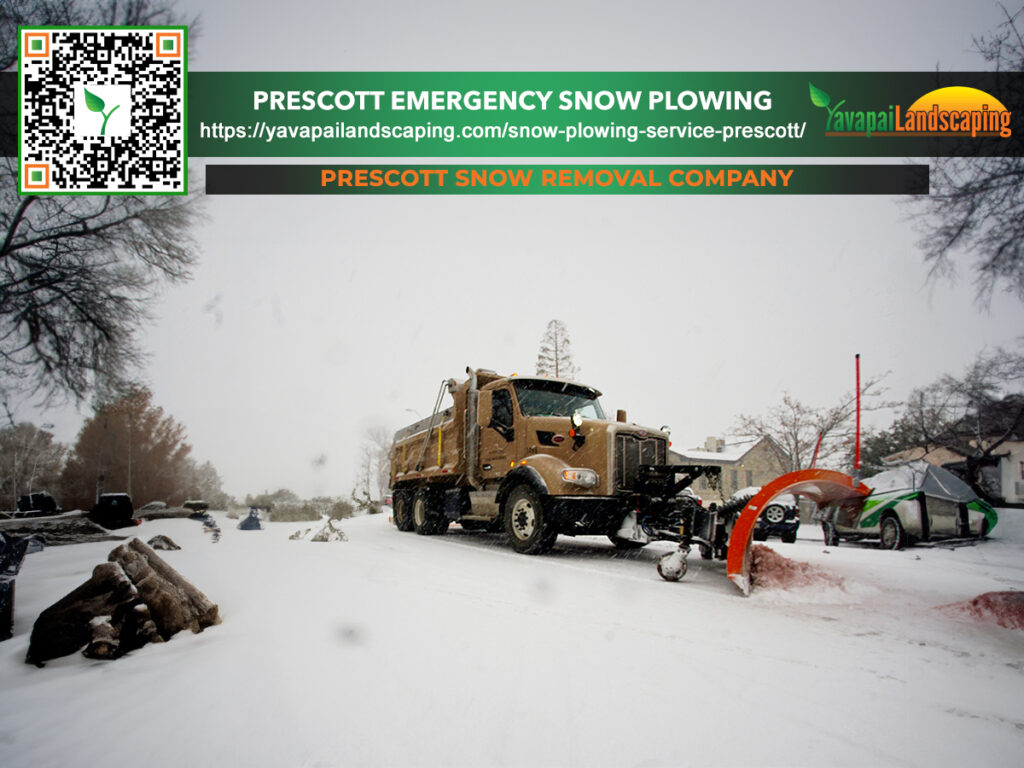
<box><xmin>89</xmin><ymin>493</ymin><xmax>140</xmax><ymax>529</ymax></box>
<box><xmin>733</xmin><ymin>487</ymin><xmax>801</xmax><ymax>544</ymax></box>
<box><xmin>15</xmin><ymin>492</ymin><xmax>60</xmax><ymax>517</ymax></box>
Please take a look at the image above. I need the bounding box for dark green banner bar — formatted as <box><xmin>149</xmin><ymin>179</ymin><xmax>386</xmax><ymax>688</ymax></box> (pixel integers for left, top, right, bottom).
<box><xmin>190</xmin><ymin>71</ymin><xmax>1022</xmax><ymax>158</ymax></box>
<box><xmin>205</xmin><ymin>164</ymin><xmax>929</xmax><ymax>195</ymax></box>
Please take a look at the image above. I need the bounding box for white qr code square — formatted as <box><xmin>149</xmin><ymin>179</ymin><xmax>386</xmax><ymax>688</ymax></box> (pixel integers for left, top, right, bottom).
<box><xmin>19</xmin><ymin>27</ymin><xmax>187</xmax><ymax>194</ymax></box>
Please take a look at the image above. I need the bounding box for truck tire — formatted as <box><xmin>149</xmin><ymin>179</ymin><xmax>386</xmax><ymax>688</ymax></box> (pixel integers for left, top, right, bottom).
<box><xmin>393</xmin><ymin>492</ymin><xmax>415</xmax><ymax>532</ymax></box>
<box><xmin>504</xmin><ymin>485</ymin><xmax>557</xmax><ymax>555</ymax></box>
<box><xmin>781</xmin><ymin>531</ymin><xmax>797</xmax><ymax>544</ymax></box>
<box><xmin>413</xmin><ymin>489</ymin><xmax>447</xmax><ymax>536</ymax></box>
<box><xmin>879</xmin><ymin>515</ymin><xmax>906</xmax><ymax>550</ymax></box>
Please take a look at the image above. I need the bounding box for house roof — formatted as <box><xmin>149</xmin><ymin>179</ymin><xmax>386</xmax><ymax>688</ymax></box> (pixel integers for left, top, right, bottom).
<box><xmin>672</xmin><ymin>446</ymin><xmax>750</xmax><ymax>463</ymax></box>
<box><xmin>671</xmin><ymin>437</ymin><xmax>765</xmax><ymax>465</ymax></box>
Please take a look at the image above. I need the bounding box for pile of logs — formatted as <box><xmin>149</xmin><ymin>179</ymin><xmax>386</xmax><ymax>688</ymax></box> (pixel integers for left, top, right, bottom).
<box><xmin>26</xmin><ymin>538</ymin><xmax>219</xmax><ymax>665</ymax></box>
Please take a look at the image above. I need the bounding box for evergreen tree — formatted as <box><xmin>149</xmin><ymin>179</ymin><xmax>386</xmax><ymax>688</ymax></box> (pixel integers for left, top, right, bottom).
<box><xmin>535</xmin><ymin>319</ymin><xmax>579</xmax><ymax>380</ymax></box>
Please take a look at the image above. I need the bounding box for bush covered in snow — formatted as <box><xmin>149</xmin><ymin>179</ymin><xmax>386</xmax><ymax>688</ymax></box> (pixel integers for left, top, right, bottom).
<box><xmin>269</xmin><ymin>497</ymin><xmax>355</xmax><ymax>522</ymax></box>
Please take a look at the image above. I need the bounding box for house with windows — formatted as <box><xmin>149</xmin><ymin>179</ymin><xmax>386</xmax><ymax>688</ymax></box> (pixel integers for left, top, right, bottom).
<box><xmin>670</xmin><ymin>436</ymin><xmax>791</xmax><ymax>503</ymax></box>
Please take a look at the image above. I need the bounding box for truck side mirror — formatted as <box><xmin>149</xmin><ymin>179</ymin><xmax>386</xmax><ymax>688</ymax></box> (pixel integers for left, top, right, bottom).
<box><xmin>477</xmin><ymin>390</ymin><xmax>492</xmax><ymax>428</ymax></box>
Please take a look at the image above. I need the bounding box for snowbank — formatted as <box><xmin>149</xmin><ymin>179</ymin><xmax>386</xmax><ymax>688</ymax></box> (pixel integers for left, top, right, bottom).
<box><xmin>940</xmin><ymin>591</ymin><xmax>1024</xmax><ymax>631</ymax></box>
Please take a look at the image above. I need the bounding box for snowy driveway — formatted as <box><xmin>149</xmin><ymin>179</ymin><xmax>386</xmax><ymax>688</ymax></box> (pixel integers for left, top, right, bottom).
<box><xmin>2</xmin><ymin>511</ymin><xmax>1023</xmax><ymax>767</ymax></box>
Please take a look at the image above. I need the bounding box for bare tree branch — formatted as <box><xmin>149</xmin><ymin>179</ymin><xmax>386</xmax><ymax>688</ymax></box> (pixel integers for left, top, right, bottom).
<box><xmin>909</xmin><ymin>6</ymin><xmax>1024</xmax><ymax>305</ymax></box>
<box><xmin>0</xmin><ymin>2</ymin><xmax>205</xmax><ymax>408</ymax></box>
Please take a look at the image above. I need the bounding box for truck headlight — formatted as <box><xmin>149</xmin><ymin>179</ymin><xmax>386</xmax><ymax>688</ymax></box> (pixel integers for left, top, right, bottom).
<box><xmin>562</xmin><ymin>469</ymin><xmax>599</xmax><ymax>488</ymax></box>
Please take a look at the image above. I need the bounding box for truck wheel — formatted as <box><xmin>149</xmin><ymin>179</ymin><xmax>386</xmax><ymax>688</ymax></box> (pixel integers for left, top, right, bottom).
<box><xmin>393</xmin><ymin>492</ymin><xmax>415</xmax><ymax>532</ymax></box>
<box><xmin>413</xmin><ymin>490</ymin><xmax>447</xmax><ymax>536</ymax></box>
<box><xmin>504</xmin><ymin>485</ymin><xmax>557</xmax><ymax>554</ymax></box>
<box><xmin>752</xmin><ymin>529</ymin><xmax>768</xmax><ymax>542</ymax></box>
<box><xmin>879</xmin><ymin>515</ymin><xmax>906</xmax><ymax>550</ymax></box>
<box><xmin>781</xmin><ymin>531</ymin><xmax>797</xmax><ymax>544</ymax></box>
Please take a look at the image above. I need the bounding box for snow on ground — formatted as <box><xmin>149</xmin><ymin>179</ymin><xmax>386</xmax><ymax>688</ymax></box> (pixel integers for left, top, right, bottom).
<box><xmin>2</xmin><ymin>509</ymin><xmax>1023</xmax><ymax>767</ymax></box>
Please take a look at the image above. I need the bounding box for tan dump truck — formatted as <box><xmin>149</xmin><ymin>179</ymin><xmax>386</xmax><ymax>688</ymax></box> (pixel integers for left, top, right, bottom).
<box><xmin>391</xmin><ymin>368</ymin><xmax>727</xmax><ymax>569</ymax></box>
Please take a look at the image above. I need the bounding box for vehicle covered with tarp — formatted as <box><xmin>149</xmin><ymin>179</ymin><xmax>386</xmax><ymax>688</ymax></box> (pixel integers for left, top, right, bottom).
<box><xmin>821</xmin><ymin>460</ymin><xmax>998</xmax><ymax>549</ymax></box>
<box><xmin>237</xmin><ymin>508</ymin><xmax>263</xmax><ymax>530</ymax></box>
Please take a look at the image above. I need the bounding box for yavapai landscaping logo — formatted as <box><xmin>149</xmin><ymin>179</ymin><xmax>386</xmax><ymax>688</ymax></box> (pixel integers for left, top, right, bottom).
<box><xmin>84</xmin><ymin>87</ymin><xmax>120</xmax><ymax>135</ymax></box>
<box><xmin>74</xmin><ymin>85</ymin><xmax>131</xmax><ymax>139</ymax></box>
<box><xmin>808</xmin><ymin>82</ymin><xmax>1011</xmax><ymax>138</ymax></box>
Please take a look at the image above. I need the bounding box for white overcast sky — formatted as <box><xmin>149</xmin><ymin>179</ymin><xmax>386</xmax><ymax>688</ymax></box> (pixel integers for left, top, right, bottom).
<box><xmin>25</xmin><ymin>0</ymin><xmax>1024</xmax><ymax>500</ymax></box>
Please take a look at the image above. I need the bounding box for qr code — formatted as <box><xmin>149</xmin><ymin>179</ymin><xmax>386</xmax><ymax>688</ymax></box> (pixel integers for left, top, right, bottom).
<box><xmin>19</xmin><ymin>27</ymin><xmax>187</xmax><ymax>194</ymax></box>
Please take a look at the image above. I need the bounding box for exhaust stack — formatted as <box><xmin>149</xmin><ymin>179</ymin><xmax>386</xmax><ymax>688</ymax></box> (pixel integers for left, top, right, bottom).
<box><xmin>465</xmin><ymin>367</ymin><xmax>482</xmax><ymax>489</ymax></box>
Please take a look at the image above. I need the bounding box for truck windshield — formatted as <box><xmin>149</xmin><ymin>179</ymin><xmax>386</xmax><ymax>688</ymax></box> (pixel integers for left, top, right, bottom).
<box><xmin>512</xmin><ymin>380</ymin><xmax>606</xmax><ymax>420</ymax></box>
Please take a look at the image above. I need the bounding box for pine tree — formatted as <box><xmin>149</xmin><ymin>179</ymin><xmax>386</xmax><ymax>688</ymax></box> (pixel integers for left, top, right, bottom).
<box><xmin>536</xmin><ymin>320</ymin><xmax>579</xmax><ymax>380</ymax></box>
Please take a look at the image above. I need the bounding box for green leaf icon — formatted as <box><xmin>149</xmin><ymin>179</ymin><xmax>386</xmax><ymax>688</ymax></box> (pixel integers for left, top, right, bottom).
<box><xmin>808</xmin><ymin>82</ymin><xmax>830</xmax><ymax>109</ymax></box>
<box><xmin>84</xmin><ymin>88</ymin><xmax>105</xmax><ymax>113</ymax></box>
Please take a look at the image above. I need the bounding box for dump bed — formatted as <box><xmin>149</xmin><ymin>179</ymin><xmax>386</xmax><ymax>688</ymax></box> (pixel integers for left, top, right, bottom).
<box><xmin>391</xmin><ymin>381</ymin><xmax>468</xmax><ymax>486</ymax></box>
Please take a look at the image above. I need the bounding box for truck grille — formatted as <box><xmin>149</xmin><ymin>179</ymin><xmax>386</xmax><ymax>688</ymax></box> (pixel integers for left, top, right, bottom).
<box><xmin>615</xmin><ymin>433</ymin><xmax>668</xmax><ymax>490</ymax></box>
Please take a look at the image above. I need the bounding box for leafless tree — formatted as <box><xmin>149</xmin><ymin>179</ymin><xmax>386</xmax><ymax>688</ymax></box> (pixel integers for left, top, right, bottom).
<box><xmin>365</xmin><ymin>426</ymin><xmax>392</xmax><ymax>501</ymax></box>
<box><xmin>910</xmin><ymin>4</ymin><xmax>1024</xmax><ymax>305</ymax></box>
<box><xmin>0</xmin><ymin>0</ymin><xmax>200</xmax><ymax>71</ymax></box>
<box><xmin>0</xmin><ymin>0</ymin><xmax>204</xmax><ymax>407</ymax></box>
<box><xmin>182</xmin><ymin>458</ymin><xmax>232</xmax><ymax>509</ymax></box>
<box><xmin>536</xmin><ymin>319</ymin><xmax>579</xmax><ymax>379</ymax></box>
<box><xmin>734</xmin><ymin>374</ymin><xmax>893</xmax><ymax>472</ymax></box>
<box><xmin>896</xmin><ymin>347</ymin><xmax>1024</xmax><ymax>498</ymax></box>
<box><xmin>0</xmin><ymin>421</ymin><xmax>65</xmax><ymax>508</ymax></box>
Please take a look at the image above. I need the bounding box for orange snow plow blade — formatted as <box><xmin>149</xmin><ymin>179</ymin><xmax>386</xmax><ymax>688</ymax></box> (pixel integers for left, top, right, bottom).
<box><xmin>726</xmin><ymin>469</ymin><xmax>871</xmax><ymax>596</ymax></box>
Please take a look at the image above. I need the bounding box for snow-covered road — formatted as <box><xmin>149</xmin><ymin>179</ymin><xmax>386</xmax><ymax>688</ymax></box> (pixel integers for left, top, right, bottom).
<box><xmin>2</xmin><ymin>510</ymin><xmax>1023</xmax><ymax>767</ymax></box>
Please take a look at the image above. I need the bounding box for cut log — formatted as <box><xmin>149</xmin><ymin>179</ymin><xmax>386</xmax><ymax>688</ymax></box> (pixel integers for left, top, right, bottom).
<box><xmin>26</xmin><ymin>561</ymin><xmax>138</xmax><ymax>665</ymax></box>
<box><xmin>107</xmin><ymin>539</ymin><xmax>220</xmax><ymax>637</ymax></box>
<box><xmin>26</xmin><ymin>538</ymin><xmax>218</xmax><ymax>665</ymax></box>
<box><xmin>147</xmin><ymin>535</ymin><xmax>181</xmax><ymax>551</ymax></box>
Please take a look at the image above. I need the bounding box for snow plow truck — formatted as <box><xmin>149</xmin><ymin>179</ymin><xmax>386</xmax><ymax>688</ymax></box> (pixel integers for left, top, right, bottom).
<box><xmin>390</xmin><ymin>368</ymin><xmax>731</xmax><ymax>574</ymax></box>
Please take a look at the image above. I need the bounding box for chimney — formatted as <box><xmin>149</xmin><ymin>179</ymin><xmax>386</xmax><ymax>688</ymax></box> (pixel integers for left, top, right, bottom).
<box><xmin>704</xmin><ymin>436</ymin><xmax>724</xmax><ymax>453</ymax></box>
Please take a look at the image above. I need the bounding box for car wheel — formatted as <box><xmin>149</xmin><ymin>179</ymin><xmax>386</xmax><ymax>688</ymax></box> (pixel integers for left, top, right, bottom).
<box><xmin>879</xmin><ymin>515</ymin><xmax>906</xmax><ymax>550</ymax></box>
<box><xmin>393</xmin><ymin>492</ymin><xmax>414</xmax><ymax>532</ymax></box>
<box><xmin>504</xmin><ymin>485</ymin><xmax>557</xmax><ymax>554</ymax></box>
<box><xmin>413</xmin><ymin>490</ymin><xmax>446</xmax><ymax>535</ymax></box>
<box><xmin>781</xmin><ymin>531</ymin><xmax>797</xmax><ymax>544</ymax></box>
<box><xmin>752</xmin><ymin>529</ymin><xmax>769</xmax><ymax>542</ymax></box>
<box><xmin>764</xmin><ymin>505</ymin><xmax>786</xmax><ymax>525</ymax></box>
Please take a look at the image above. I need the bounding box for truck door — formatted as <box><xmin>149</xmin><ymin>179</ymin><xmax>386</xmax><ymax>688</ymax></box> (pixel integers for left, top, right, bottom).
<box><xmin>478</xmin><ymin>387</ymin><xmax>516</xmax><ymax>482</ymax></box>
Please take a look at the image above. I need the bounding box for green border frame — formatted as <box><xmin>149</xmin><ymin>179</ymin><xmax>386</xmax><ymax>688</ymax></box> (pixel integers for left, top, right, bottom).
<box><xmin>18</xmin><ymin>25</ymin><xmax>189</xmax><ymax>196</ymax></box>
